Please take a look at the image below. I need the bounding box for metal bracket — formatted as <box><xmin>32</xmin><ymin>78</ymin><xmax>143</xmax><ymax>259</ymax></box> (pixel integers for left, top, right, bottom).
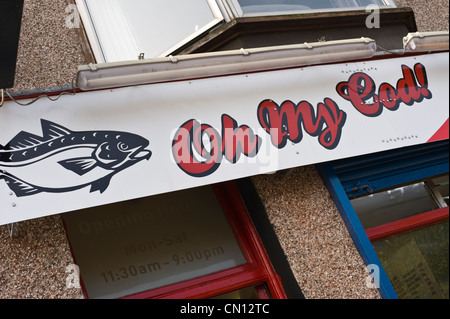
<box><xmin>346</xmin><ymin>182</ymin><xmax>374</xmax><ymax>197</ymax></box>
<box><xmin>0</xmin><ymin>89</ymin><xmax>4</xmax><ymax>107</ymax></box>
<box><xmin>168</xmin><ymin>55</ymin><xmax>178</xmax><ymax>63</ymax></box>
<box><xmin>240</xmin><ymin>48</ymin><xmax>250</xmax><ymax>56</ymax></box>
<box><xmin>88</xmin><ymin>63</ymin><xmax>98</xmax><ymax>71</ymax></box>
<box><xmin>7</xmin><ymin>223</ymin><xmax>20</xmax><ymax>238</ymax></box>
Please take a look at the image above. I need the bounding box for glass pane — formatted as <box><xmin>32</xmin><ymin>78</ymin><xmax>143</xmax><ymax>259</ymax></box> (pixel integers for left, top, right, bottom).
<box><xmin>428</xmin><ymin>175</ymin><xmax>449</xmax><ymax>207</ymax></box>
<box><xmin>237</xmin><ymin>0</ymin><xmax>389</xmax><ymax>14</ymax></box>
<box><xmin>63</xmin><ymin>186</ymin><xmax>247</xmax><ymax>299</ymax></box>
<box><xmin>351</xmin><ymin>182</ymin><xmax>440</xmax><ymax>229</ymax></box>
<box><xmin>84</xmin><ymin>0</ymin><xmax>219</xmax><ymax>62</ymax></box>
<box><xmin>372</xmin><ymin>221</ymin><xmax>449</xmax><ymax>299</ymax></box>
<box><xmin>118</xmin><ymin>0</ymin><xmax>216</xmax><ymax>57</ymax></box>
<box><xmin>211</xmin><ymin>284</ymin><xmax>266</xmax><ymax>299</ymax></box>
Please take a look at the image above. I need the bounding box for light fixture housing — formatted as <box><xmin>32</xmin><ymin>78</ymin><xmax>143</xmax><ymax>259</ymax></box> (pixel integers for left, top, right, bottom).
<box><xmin>76</xmin><ymin>38</ymin><xmax>377</xmax><ymax>91</ymax></box>
<box><xmin>403</xmin><ymin>31</ymin><xmax>449</xmax><ymax>52</ymax></box>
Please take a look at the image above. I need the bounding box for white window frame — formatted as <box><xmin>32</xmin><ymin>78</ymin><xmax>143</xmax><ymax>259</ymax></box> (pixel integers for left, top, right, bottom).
<box><xmin>75</xmin><ymin>0</ymin><xmax>138</xmax><ymax>63</ymax></box>
<box><xmin>216</xmin><ymin>0</ymin><xmax>397</xmax><ymax>21</ymax></box>
<box><xmin>75</xmin><ymin>0</ymin><xmax>225</xmax><ymax>63</ymax></box>
<box><xmin>76</xmin><ymin>0</ymin><xmax>397</xmax><ymax>63</ymax></box>
<box><xmin>160</xmin><ymin>0</ymin><xmax>225</xmax><ymax>58</ymax></box>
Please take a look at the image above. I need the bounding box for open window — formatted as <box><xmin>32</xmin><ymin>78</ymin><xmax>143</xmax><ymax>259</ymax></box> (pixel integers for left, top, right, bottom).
<box><xmin>75</xmin><ymin>0</ymin><xmax>224</xmax><ymax>63</ymax></box>
<box><xmin>62</xmin><ymin>182</ymin><xmax>286</xmax><ymax>299</ymax></box>
<box><xmin>75</xmin><ymin>0</ymin><xmax>398</xmax><ymax>63</ymax></box>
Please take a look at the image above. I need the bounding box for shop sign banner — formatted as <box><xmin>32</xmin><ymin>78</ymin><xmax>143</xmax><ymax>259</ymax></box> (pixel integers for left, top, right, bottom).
<box><xmin>0</xmin><ymin>52</ymin><xmax>448</xmax><ymax>225</ymax></box>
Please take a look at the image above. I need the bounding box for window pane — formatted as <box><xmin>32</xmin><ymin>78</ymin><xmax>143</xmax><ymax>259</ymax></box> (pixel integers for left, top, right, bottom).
<box><xmin>83</xmin><ymin>0</ymin><xmax>220</xmax><ymax>62</ymax></box>
<box><xmin>237</xmin><ymin>0</ymin><xmax>390</xmax><ymax>13</ymax></box>
<box><xmin>428</xmin><ymin>175</ymin><xmax>449</xmax><ymax>207</ymax></box>
<box><xmin>211</xmin><ymin>284</ymin><xmax>267</xmax><ymax>299</ymax></box>
<box><xmin>351</xmin><ymin>182</ymin><xmax>440</xmax><ymax>229</ymax></box>
<box><xmin>118</xmin><ymin>0</ymin><xmax>216</xmax><ymax>57</ymax></box>
<box><xmin>372</xmin><ymin>221</ymin><xmax>449</xmax><ymax>299</ymax></box>
<box><xmin>63</xmin><ymin>186</ymin><xmax>247</xmax><ymax>299</ymax></box>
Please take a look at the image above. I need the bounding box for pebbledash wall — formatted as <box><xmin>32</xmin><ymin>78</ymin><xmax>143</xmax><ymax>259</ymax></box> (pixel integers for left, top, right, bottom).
<box><xmin>0</xmin><ymin>0</ymin><xmax>448</xmax><ymax>299</ymax></box>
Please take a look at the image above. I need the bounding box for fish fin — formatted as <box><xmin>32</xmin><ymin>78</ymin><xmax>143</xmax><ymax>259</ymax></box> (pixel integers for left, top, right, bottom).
<box><xmin>5</xmin><ymin>131</ymin><xmax>47</xmax><ymax>150</ymax></box>
<box><xmin>89</xmin><ymin>175</ymin><xmax>112</xmax><ymax>194</ymax></box>
<box><xmin>0</xmin><ymin>171</ymin><xmax>42</xmax><ymax>197</ymax></box>
<box><xmin>41</xmin><ymin>119</ymin><xmax>72</xmax><ymax>139</ymax></box>
<box><xmin>3</xmin><ymin>119</ymin><xmax>71</xmax><ymax>151</ymax></box>
<box><xmin>59</xmin><ymin>157</ymin><xmax>98</xmax><ymax>176</ymax></box>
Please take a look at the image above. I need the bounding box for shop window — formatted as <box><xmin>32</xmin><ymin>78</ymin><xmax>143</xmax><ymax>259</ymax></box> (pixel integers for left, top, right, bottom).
<box><xmin>351</xmin><ymin>174</ymin><xmax>449</xmax><ymax>299</ymax></box>
<box><xmin>211</xmin><ymin>284</ymin><xmax>271</xmax><ymax>299</ymax></box>
<box><xmin>351</xmin><ymin>178</ymin><xmax>445</xmax><ymax>229</ymax></box>
<box><xmin>318</xmin><ymin>140</ymin><xmax>449</xmax><ymax>299</ymax></box>
<box><xmin>62</xmin><ymin>182</ymin><xmax>286</xmax><ymax>299</ymax></box>
<box><xmin>370</xmin><ymin>219</ymin><xmax>449</xmax><ymax>299</ymax></box>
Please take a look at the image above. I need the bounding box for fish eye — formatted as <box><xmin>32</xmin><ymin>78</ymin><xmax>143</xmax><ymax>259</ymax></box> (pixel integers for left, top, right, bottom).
<box><xmin>117</xmin><ymin>142</ymin><xmax>129</xmax><ymax>151</ymax></box>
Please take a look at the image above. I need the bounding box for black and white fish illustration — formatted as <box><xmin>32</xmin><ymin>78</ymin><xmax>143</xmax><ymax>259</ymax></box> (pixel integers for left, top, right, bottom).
<box><xmin>0</xmin><ymin>119</ymin><xmax>152</xmax><ymax>197</ymax></box>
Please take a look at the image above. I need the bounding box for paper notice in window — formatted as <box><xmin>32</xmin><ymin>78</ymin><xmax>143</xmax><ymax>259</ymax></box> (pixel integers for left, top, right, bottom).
<box><xmin>383</xmin><ymin>239</ymin><xmax>444</xmax><ymax>299</ymax></box>
<box><xmin>62</xmin><ymin>186</ymin><xmax>247</xmax><ymax>299</ymax></box>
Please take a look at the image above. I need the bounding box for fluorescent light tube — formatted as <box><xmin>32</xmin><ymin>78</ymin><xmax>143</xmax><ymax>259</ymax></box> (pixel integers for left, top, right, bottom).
<box><xmin>76</xmin><ymin>38</ymin><xmax>377</xmax><ymax>91</ymax></box>
<box><xmin>403</xmin><ymin>31</ymin><xmax>449</xmax><ymax>52</ymax></box>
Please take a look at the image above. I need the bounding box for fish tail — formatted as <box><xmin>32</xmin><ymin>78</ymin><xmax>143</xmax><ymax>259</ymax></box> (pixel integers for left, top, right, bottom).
<box><xmin>0</xmin><ymin>170</ymin><xmax>98</xmax><ymax>197</ymax></box>
<box><xmin>0</xmin><ymin>170</ymin><xmax>42</xmax><ymax>197</ymax></box>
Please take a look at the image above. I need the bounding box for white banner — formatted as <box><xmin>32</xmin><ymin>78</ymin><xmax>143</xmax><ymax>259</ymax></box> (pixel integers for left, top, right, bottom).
<box><xmin>1</xmin><ymin>52</ymin><xmax>448</xmax><ymax>225</ymax></box>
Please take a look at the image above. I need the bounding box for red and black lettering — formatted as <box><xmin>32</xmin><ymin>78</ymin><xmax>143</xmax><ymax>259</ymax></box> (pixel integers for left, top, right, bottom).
<box><xmin>336</xmin><ymin>63</ymin><xmax>432</xmax><ymax>117</ymax></box>
<box><xmin>172</xmin><ymin>114</ymin><xmax>261</xmax><ymax>177</ymax></box>
<box><xmin>257</xmin><ymin>98</ymin><xmax>347</xmax><ymax>150</ymax></box>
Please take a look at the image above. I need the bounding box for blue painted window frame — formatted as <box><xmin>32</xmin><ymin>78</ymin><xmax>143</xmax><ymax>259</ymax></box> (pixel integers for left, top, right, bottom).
<box><xmin>316</xmin><ymin>140</ymin><xmax>449</xmax><ymax>299</ymax></box>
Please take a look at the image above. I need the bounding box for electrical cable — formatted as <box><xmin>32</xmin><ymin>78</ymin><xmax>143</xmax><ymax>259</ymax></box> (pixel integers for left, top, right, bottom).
<box><xmin>0</xmin><ymin>46</ymin><xmax>405</xmax><ymax>108</ymax></box>
<box><xmin>0</xmin><ymin>75</ymin><xmax>78</xmax><ymax>107</ymax></box>
<box><xmin>376</xmin><ymin>45</ymin><xmax>405</xmax><ymax>55</ymax></box>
